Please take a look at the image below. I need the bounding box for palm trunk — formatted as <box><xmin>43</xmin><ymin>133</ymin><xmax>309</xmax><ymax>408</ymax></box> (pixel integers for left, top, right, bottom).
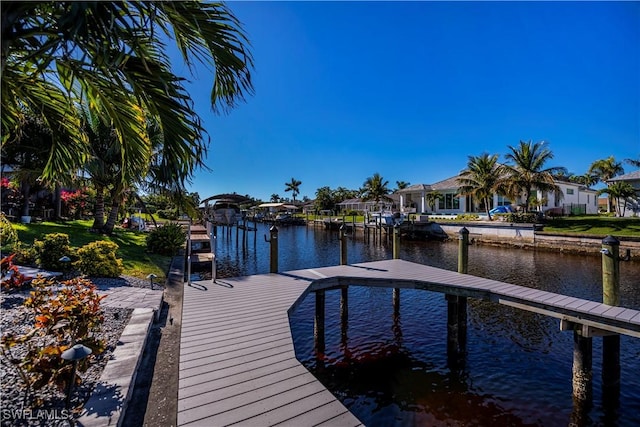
<box><xmin>54</xmin><ymin>183</ymin><xmax>62</xmax><ymax>219</ymax></box>
<box><xmin>20</xmin><ymin>180</ymin><xmax>30</xmax><ymax>217</ymax></box>
<box><xmin>485</xmin><ymin>197</ymin><xmax>493</xmax><ymax>221</ymax></box>
<box><xmin>92</xmin><ymin>184</ymin><xmax>105</xmax><ymax>230</ymax></box>
<box><xmin>102</xmin><ymin>184</ymin><xmax>124</xmax><ymax>234</ymax></box>
<box><xmin>102</xmin><ymin>197</ymin><xmax>121</xmax><ymax>234</ymax></box>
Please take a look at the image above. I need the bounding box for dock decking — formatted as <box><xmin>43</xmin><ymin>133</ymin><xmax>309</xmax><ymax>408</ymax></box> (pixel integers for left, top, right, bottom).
<box><xmin>179</xmin><ymin>259</ymin><xmax>640</xmax><ymax>427</ymax></box>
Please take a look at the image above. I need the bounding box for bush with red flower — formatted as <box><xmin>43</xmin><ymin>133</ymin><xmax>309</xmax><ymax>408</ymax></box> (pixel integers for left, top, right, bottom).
<box><xmin>61</xmin><ymin>189</ymin><xmax>89</xmax><ymax>219</ymax></box>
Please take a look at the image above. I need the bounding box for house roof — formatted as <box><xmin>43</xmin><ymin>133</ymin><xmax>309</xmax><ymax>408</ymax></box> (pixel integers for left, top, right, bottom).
<box><xmin>607</xmin><ymin>170</ymin><xmax>640</xmax><ymax>183</ymax></box>
<box><xmin>396</xmin><ymin>183</ymin><xmax>432</xmax><ymax>193</ymax></box>
<box><xmin>430</xmin><ymin>175</ymin><xmax>463</xmax><ymax>191</ymax></box>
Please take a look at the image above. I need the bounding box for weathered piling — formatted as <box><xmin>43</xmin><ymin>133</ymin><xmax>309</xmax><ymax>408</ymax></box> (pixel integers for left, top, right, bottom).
<box><xmin>340</xmin><ymin>286</ymin><xmax>348</xmax><ymax>342</ymax></box>
<box><xmin>572</xmin><ymin>330</ymin><xmax>593</xmax><ymax>411</ymax></box>
<box><xmin>458</xmin><ymin>226</ymin><xmax>469</xmax><ymax>274</ymax></box>
<box><xmin>393</xmin><ymin>223</ymin><xmax>400</xmax><ymax>259</ymax></box>
<box><xmin>601</xmin><ymin>235</ymin><xmax>620</xmax><ymax>408</ymax></box>
<box><xmin>392</xmin><ymin>224</ymin><xmax>400</xmax><ymax>316</ymax></box>
<box><xmin>314</xmin><ymin>290</ymin><xmax>326</xmax><ymax>354</ymax></box>
<box><xmin>339</xmin><ymin>225</ymin><xmax>348</xmax><ymax>265</ymax></box>
<box><xmin>447</xmin><ymin>227</ymin><xmax>469</xmax><ymax>368</ymax></box>
<box><xmin>265</xmin><ymin>225</ymin><xmax>279</xmax><ymax>273</ymax></box>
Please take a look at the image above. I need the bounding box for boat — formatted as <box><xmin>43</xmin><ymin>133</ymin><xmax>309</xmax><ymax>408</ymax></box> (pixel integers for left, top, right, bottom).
<box><xmin>201</xmin><ymin>193</ymin><xmax>252</xmax><ymax>226</ymax></box>
<box><xmin>368</xmin><ymin>211</ymin><xmax>405</xmax><ymax>226</ymax></box>
<box><xmin>208</xmin><ymin>200</ymin><xmax>241</xmax><ymax>225</ymax></box>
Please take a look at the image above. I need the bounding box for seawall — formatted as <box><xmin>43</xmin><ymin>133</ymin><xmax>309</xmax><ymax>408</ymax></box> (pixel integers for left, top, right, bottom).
<box><xmin>435</xmin><ymin>222</ymin><xmax>640</xmax><ymax>259</ymax></box>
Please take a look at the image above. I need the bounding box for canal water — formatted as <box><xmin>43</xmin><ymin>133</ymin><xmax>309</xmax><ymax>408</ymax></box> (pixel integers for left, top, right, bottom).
<box><xmin>209</xmin><ymin>222</ymin><xmax>640</xmax><ymax>426</ymax></box>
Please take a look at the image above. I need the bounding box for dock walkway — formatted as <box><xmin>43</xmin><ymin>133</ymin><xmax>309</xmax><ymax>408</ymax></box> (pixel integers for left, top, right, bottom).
<box><xmin>179</xmin><ymin>259</ymin><xmax>640</xmax><ymax>426</ymax></box>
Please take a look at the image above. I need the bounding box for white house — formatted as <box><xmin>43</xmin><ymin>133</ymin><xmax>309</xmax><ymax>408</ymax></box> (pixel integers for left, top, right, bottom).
<box><xmin>396</xmin><ymin>174</ymin><xmax>599</xmax><ymax>215</ymax></box>
<box><xmin>606</xmin><ymin>170</ymin><xmax>640</xmax><ymax>217</ymax></box>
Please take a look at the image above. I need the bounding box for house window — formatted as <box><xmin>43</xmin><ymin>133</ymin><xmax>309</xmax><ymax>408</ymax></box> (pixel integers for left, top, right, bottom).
<box><xmin>567</xmin><ymin>188</ymin><xmax>574</xmax><ymax>195</ymax></box>
<box><xmin>439</xmin><ymin>193</ymin><xmax>460</xmax><ymax>210</ymax></box>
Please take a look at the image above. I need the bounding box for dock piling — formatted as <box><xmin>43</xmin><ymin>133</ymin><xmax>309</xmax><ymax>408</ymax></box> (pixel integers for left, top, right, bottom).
<box><xmin>601</xmin><ymin>235</ymin><xmax>621</xmax><ymax>409</ymax></box>
<box><xmin>446</xmin><ymin>227</ymin><xmax>470</xmax><ymax>369</ymax></box>
<box><xmin>339</xmin><ymin>225</ymin><xmax>348</xmax><ymax>265</ymax></box>
<box><xmin>264</xmin><ymin>225</ymin><xmax>279</xmax><ymax>273</ymax></box>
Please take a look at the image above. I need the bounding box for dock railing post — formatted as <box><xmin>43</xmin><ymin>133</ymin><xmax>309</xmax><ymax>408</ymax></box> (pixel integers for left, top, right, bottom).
<box><xmin>458</xmin><ymin>227</ymin><xmax>469</xmax><ymax>274</ymax></box>
<box><xmin>393</xmin><ymin>223</ymin><xmax>400</xmax><ymax>259</ymax></box>
<box><xmin>339</xmin><ymin>225</ymin><xmax>348</xmax><ymax>265</ymax></box>
<box><xmin>314</xmin><ymin>289</ymin><xmax>326</xmax><ymax>355</ymax></box>
<box><xmin>601</xmin><ymin>235</ymin><xmax>620</xmax><ymax>409</ymax></box>
<box><xmin>447</xmin><ymin>227</ymin><xmax>470</xmax><ymax>369</ymax></box>
<box><xmin>187</xmin><ymin>218</ymin><xmax>192</xmax><ymax>285</ymax></box>
<box><xmin>264</xmin><ymin>225</ymin><xmax>279</xmax><ymax>273</ymax></box>
<box><xmin>392</xmin><ymin>223</ymin><xmax>401</xmax><ymax>317</ymax></box>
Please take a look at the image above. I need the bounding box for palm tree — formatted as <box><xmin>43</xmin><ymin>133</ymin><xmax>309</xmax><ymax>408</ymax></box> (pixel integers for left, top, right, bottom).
<box><xmin>270</xmin><ymin>194</ymin><xmax>281</xmax><ymax>203</ymax></box>
<box><xmin>79</xmin><ymin>107</ymin><xmax>122</xmax><ymax>230</ymax></box>
<box><xmin>284</xmin><ymin>178</ymin><xmax>302</xmax><ymax>203</ymax></box>
<box><xmin>598</xmin><ymin>182</ymin><xmax>636</xmax><ymax>217</ymax></box>
<box><xmin>425</xmin><ymin>191</ymin><xmax>442</xmax><ymax>213</ymax></box>
<box><xmin>625</xmin><ymin>156</ymin><xmax>640</xmax><ymax>168</ymax></box>
<box><xmin>395</xmin><ymin>181</ymin><xmax>410</xmax><ymax>191</ymax></box>
<box><xmin>457</xmin><ymin>153</ymin><xmax>502</xmax><ymax>220</ymax></box>
<box><xmin>569</xmin><ymin>173</ymin><xmax>598</xmax><ymax>188</ymax></box>
<box><xmin>2</xmin><ymin>1</ymin><xmax>253</xmax><ymax>188</ymax></box>
<box><xmin>361</xmin><ymin>173</ymin><xmax>393</xmax><ymax>211</ymax></box>
<box><xmin>502</xmin><ymin>140</ymin><xmax>565</xmax><ymax>212</ymax></box>
<box><xmin>588</xmin><ymin>156</ymin><xmax>625</xmax><ymax>213</ymax></box>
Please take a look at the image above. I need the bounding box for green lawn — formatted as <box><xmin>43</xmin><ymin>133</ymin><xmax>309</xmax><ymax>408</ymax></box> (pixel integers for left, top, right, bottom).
<box><xmin>542</xmin><ymin>216</ymin><xmax>640</xmax><ymax>238</ymax></box>
<box><xmin>9</xmin><ymin>220</ymin><xmax>172</xmax><ymax>279</ymax></box>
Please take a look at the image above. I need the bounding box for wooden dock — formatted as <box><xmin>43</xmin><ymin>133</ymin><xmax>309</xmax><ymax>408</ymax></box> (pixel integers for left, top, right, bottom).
<box><xmin>178</xmin><ymin>259</ymin><xmax>640</xmax><ymax>426</ymax></box>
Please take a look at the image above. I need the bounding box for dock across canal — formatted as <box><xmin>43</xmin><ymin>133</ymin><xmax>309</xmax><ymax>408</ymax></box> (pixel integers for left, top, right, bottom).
<box><xmin>178</xmin><ymin>259</ymin><xmax>640</xmax><ymax>426</ymax></box>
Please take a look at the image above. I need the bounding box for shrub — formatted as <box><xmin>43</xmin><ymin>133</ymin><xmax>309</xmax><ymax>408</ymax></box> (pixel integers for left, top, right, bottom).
<box><xmin>503</xmin><ymin>213</ymin><xmax>539</xmax><ymax>223</ymax></box>
<box><xmin>12</xmin><ymin>242</ymin><xmax>38</xmax><ymax>266</ymax></box>
<box><xmin>146</xmin><ymin>222</ymin><xmax>186</xmax><ymax>256</ymax></box>
<box><xmin>76</xmin><ymin>241</ymin><xmax>123</xmax><ymax>278</ymax></box>
<box><xmin>157</xmin><ymin>209</ymin><xmax>178</xmax><ymax>220</ymax></box>
<box><xmin>33</xmin><ymin>233</ymin><xmax>72</xmax><ymax>271</ymax></box>
<box><xmin>1</xmin><ymin>277</ymin><xmax>105</xmax><ymax>393</ymax></box>
<box><xmin>0</xmin><ymin>212</ymin><xmax>18</xmax><ymax>249</ymax></box>
<box><xmin>456</xmin><ymin>213</ymin><xmax>480</xmax><ymax>221</ymax></box>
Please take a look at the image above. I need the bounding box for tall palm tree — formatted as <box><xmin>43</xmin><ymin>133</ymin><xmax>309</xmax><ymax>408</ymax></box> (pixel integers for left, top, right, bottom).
<box><xmin>284</xmin><ymin>178</ymin><xmax>302</xmax><ymax>203</ymax></box>
<box><xmin>2</xmin><ymin>1</ymin><xmax>253</xmax><ymax>187</ymax></box>
<box><xmin>588</xmin><ymin>156</ymin><xmax>625</xmax><ymax>213</ymax></box>
<box><xmin>361</xmin><ymin>173</ymin><xmax>393</xmax><ymax>211</ymax></box>
<box><xmin>502</xmin><ymin>140</ymin><xmax>565</xmax><ymax>212</ymax></box>
<box><xmin>457</xmin><ymin>153</ymin><xmax>502</xmax><ymax>220</ymax></box>
<box><xmin>79</xmin><ymin>107</ymin><xmax>122</xmax><ymax>230</ymax></box>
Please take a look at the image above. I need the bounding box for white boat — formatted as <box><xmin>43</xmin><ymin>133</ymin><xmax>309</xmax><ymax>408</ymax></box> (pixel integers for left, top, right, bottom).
<box><xmin>209</xmin><ymin>200</ymin><xmax>241</xmax><ymax>225</ymax></box>
<box><xmin>368</xmin><ymin>211</ymin><xmax>405</xmax><ymax>226</ymax></box>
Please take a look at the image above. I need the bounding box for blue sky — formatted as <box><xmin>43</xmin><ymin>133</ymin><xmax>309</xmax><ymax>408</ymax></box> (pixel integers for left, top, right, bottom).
<box><xmin>180</xmin><ymin>1</ymin><xmax>639</xmax><ymax>202</ymax></box>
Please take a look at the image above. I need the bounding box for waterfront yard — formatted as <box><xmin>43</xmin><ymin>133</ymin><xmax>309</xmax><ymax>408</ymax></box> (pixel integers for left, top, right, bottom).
<box><xmin>7</xmin><ymin>220</ymin><xmax>171</xmax><ymax>278</ymax></box>
<box><xmin>542</xmin><ymin>216</ymin><xmax>640</xmax><ymax>237</ymax></box>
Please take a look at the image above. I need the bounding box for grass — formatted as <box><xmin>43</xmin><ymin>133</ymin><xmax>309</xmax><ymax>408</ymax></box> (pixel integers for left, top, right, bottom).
<box><xmin>542</xmin><ymin>216</ymin><xmax>640</xmax><ymax>238</ymax></box>
<box><xmin>8</xmin><ymin>220</ymin><xmax>173</xmax><ymax>279</ymax></box>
